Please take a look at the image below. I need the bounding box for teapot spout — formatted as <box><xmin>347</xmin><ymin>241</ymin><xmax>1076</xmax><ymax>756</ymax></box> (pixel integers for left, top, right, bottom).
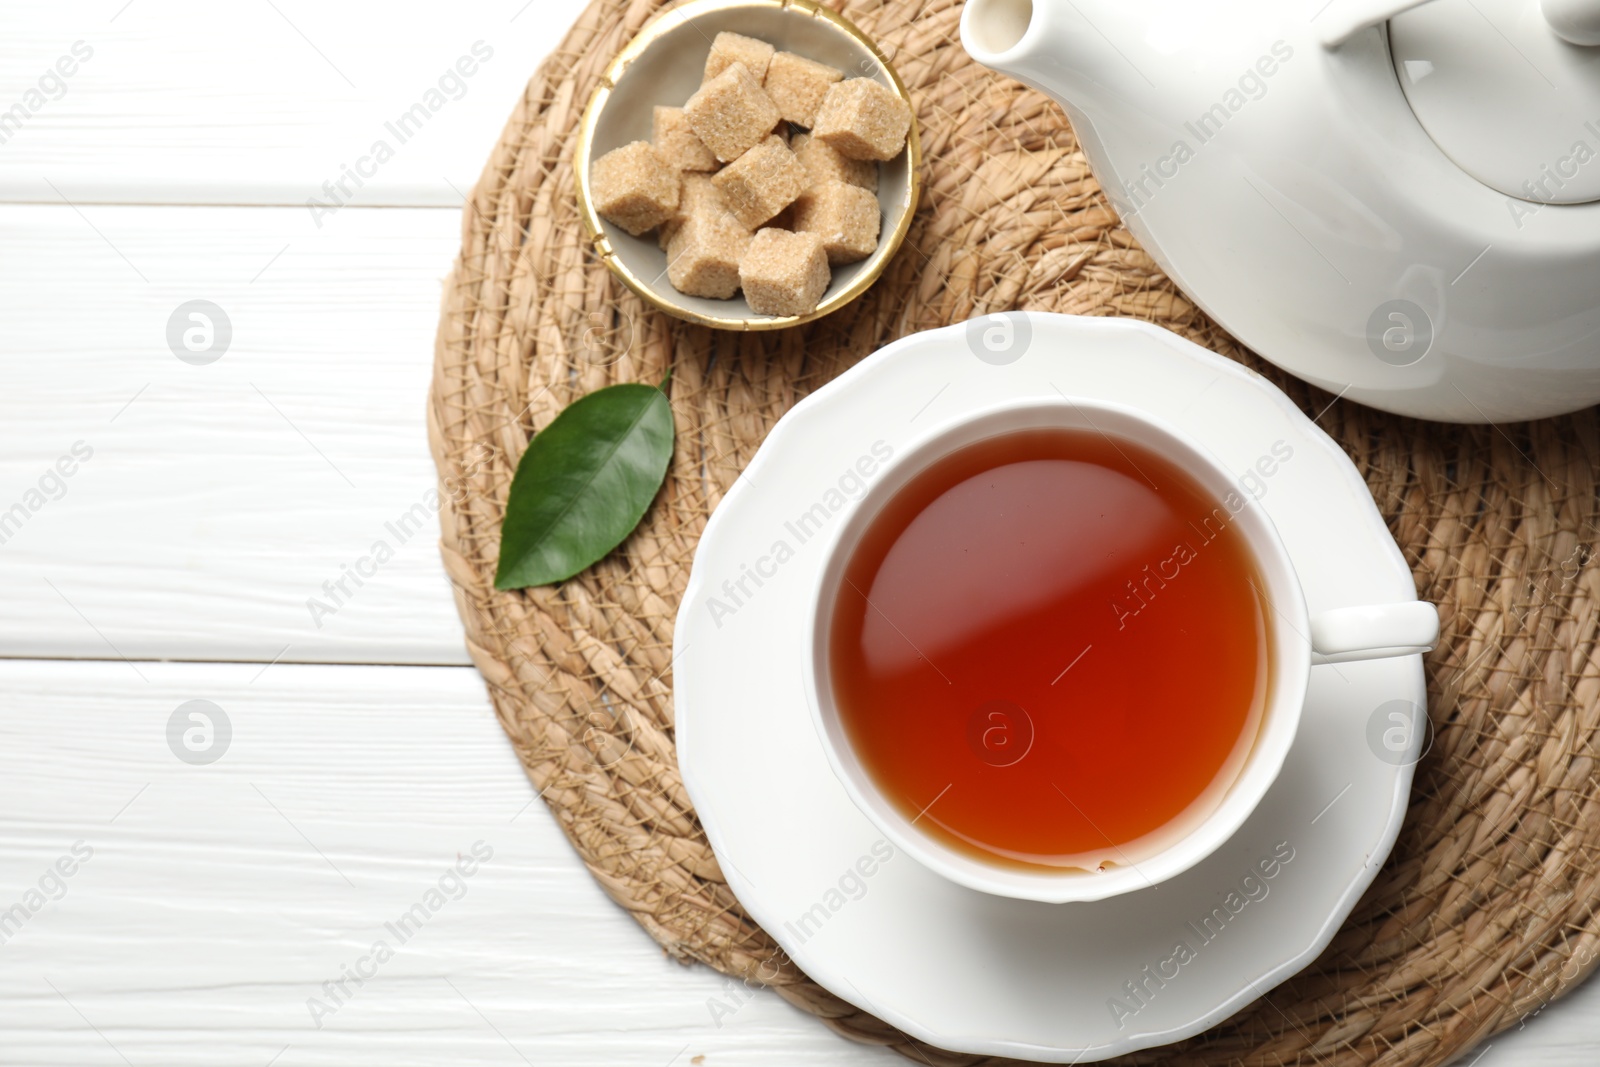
<box><xmin>961</xmin><ymin>0</ymin><xmax>1037</xmax><ymax>61</ymax></box>
<box><xmin>960</xmin><ymin>0</ymin><xmax>1119</xmax><ymax>119</ymax></box>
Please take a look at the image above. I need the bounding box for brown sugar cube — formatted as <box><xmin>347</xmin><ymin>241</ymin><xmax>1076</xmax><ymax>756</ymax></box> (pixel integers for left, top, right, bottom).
<box><xmin>765</xmin><ymin>51</ymin><xmax>844</xmax><ymax>127</ymax></box>
<box><xmin>740</xmin><ymin>228</ymin><xmax>831</xmax><ymax>317</ymax></box>
<box><xmin>685</xmin><ymin>63</ymin><xmax>781</xmax><ymax>163</ymax></box>
<box><xmin>712</xmin><ymin>138</ymin><xmax>808</xmax><ymax>230</ymax></box>
<box><xmin>792</xmin><ymin>132</ymin><xmax>878</xmax><ymax>192</ymax></box>
<box><xmin>793</xmin><ymin>179</ymin><xmax>881</xmax><ymax>265</ymax></box>
<box><xmin>703</xmin><ymin>31</ymin><xmax>775</xmax><ymax>84</ymax></box>
<box><xmin>657</xmin><ymin>173</ymin><xmax>733</xmax><ymax>249</ymax></box>
<box><xmin>652</xmin><ymin>106</ymin><xmax>718</xmax><ymax>173</ymax></box>
<box><xmin>667</xmin><ymin>213</ymin><xmax>752</xmax><ymax>300</ymax></box>
<box><xmin>590</xmin><ymin>141</ymin><xmax>681</xmax><ymax>236</ymax></box>
<box><xmin>812</xmin><ymin>78</ymin><xmax>912</xmax><ymax>161</ymax></box>
<box><xmin>659</xmin><ymin>173</ymin><xmax>739</xmax><ymax>249</ymax></box>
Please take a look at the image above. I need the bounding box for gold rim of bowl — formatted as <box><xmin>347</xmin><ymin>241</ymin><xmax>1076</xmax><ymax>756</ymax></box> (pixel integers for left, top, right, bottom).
<box><xmin>572</xmin><ymin>0</ymin><xmax>924</xmax><ymax>332</ymax></box>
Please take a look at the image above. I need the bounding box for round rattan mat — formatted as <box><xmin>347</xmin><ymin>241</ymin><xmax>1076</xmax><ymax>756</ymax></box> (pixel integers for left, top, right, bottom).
<box><xmin>427</xmin><ymin>1</ymin><xmax>1600</xmax><ymax>1062</ymax></box>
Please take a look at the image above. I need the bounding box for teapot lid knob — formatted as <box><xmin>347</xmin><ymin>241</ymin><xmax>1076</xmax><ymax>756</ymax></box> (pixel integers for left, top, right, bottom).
<box><xmin>1543</xmin><ymin>0</ymin><xmax>1600</xmax><ymax>44</ymax></box>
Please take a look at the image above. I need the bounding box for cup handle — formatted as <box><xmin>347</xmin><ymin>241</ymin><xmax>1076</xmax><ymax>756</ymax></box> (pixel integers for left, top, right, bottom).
<box><xmin>1309</xmin><ymin>602</ymin><xmax>1439</xmax><ymax>665</ymax></box>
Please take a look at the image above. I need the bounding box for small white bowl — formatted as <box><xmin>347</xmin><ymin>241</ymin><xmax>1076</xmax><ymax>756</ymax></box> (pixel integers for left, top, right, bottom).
<box><xmin>573</xmin><ymin>0</ymin><xmax>922</xmax><ymax>331</ymax></box>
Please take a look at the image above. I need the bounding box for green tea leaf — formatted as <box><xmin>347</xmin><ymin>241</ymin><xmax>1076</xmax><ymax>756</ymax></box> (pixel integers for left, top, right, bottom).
<box><xmin>495</xmin><ymin>383</ymin><xmax>674</xmax><ymax>590</ymax></box>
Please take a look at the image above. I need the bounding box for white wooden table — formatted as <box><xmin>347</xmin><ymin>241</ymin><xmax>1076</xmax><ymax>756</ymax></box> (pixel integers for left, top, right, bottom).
<box><xmin>0</xmin><ymin>3</ymin><xmax>1592</xmax><ymax>1063</ymax></box>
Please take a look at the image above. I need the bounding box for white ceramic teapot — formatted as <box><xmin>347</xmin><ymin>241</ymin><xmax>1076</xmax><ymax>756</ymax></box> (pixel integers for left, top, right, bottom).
<box><xmin>961</xmin><ymin>0</ymin><xmax>1600</xmax><ymax>423</ymax></box>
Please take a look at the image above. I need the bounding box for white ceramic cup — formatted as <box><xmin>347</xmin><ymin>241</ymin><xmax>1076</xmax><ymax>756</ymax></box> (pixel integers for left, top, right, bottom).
<box><xmin>802</xmin><ymin>397</ymin><xmax>1439</xmax><ymax>903</ymax></box>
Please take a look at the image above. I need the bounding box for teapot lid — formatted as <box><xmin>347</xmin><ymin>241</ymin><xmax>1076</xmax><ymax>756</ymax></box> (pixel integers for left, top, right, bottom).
<box><xmin>1387</xmin><ymin>0</ymin><xmax>1600</xmax><ymax>204</ymax></box>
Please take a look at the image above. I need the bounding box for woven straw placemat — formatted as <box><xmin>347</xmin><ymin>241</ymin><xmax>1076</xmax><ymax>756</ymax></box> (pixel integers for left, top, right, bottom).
<box><xmin>427</xmin><ymin>1</ymin><xmax>1600</xmax><ymax>1062</ymax></box>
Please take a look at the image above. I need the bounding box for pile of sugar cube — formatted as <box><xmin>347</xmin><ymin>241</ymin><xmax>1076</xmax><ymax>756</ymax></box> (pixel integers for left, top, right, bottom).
<box><xmin>589</xmin><ymin>31</ymin><xmax>912</xmax><ymax>318</ymax></box>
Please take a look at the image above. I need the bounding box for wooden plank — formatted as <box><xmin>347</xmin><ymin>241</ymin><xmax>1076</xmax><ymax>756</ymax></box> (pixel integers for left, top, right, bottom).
<box><xmin>0</xmin><ymin>658</ymin><xmax>1593</xmax><ymax>1066</ymax></box>
<box><xmin>0</xmin><ymin>659</ymin><xmax>894</xmax><ymax>1066</ymax></box>
<box><xmin>0</xmin><ymin>203</ymin><xmax>475</xmax><ymax>664</ymax></box>
<box><xmin>1472</xmin><ymin>990</ymin><xmax>1600</xmax><ymax>1067</ymax></box>
<box><xmin>0</xmin><ymin>0</ymin><xmax>592</xmax><ymax>206</ymax></box>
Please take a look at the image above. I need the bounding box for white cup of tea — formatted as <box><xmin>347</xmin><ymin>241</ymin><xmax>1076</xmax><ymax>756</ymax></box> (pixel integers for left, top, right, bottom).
<box><xmin>802</xmin><ymin>397</ymin><xmax>1438</xmax><ymax>904</ymax></box>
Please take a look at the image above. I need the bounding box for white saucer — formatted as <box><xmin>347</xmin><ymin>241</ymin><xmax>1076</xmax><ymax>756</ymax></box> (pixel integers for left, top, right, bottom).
<box><xmin>674</xmin><ymin>313</ymin><xmax>1426</xmax><ymax>1062</ymax></box>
